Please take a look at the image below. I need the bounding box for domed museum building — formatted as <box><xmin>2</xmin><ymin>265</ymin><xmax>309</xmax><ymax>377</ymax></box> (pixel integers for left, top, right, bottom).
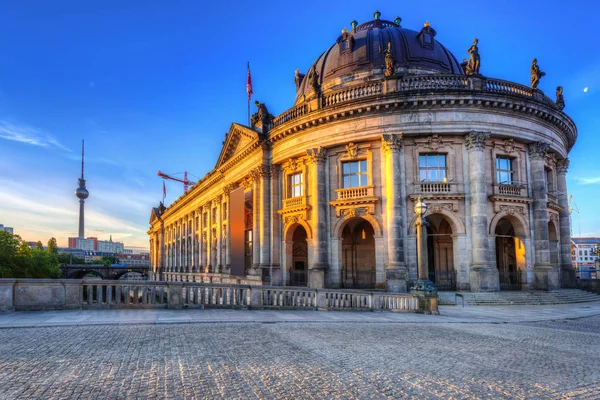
<box><xmin>148</xmin><ymin>13</ymin><xmax>577</xmax><ymax>292</ymax></box>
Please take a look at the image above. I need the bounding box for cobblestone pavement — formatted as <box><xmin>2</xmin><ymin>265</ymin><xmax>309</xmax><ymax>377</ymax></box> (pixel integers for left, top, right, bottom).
<box><xmin>1</xmin><ymin>316</ymin><xmax>599</xmax><ymax>399</ymax></box>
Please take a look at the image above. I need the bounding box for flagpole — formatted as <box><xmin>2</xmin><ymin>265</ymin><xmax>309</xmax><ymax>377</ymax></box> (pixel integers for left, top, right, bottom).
<box><xmin>247</xmin><ymin>61</ymin><xmax>251</xmax><ymax>126</ymax></box>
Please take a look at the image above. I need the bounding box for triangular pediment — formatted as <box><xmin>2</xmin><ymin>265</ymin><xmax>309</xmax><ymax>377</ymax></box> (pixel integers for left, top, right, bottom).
<box><xmin>215</xmin><ymin>123</ymin><xmax>261</xmax><ymax>168</ymax></box>
<box><xmin>149</xmin><ymin>207</ymin><xmax>161</xmax><ymax>225</ymax></box>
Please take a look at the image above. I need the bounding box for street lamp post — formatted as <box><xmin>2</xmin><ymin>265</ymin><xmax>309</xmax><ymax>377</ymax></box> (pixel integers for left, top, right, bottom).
<box><xmin>411</xmin><ymin>196</ymin><xmax>439</xmax><ymax>314</ymax></box>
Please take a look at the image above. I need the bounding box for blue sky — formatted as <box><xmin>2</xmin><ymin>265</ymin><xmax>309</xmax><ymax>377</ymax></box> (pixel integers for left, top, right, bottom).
<box><xmin>0</xmin><ymin>0</ymin><xmax>598</xmax><ymax>248</ymax></box>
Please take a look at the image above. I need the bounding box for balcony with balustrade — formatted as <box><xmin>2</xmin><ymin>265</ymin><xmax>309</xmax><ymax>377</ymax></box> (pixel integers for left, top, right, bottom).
<box><xmin>329</xmin><ymin>185</ymin><xmax>379</xmax><ymax>217</ymax></box>
<box><xmin>278</xmin><ymin>195</ymin><xmax>311</xmax><ymax>222</ymax></box>
<box><xmin>410</xmin><ymin>180</ymin><xmax>464</xmax><ymax>201</ymax></box>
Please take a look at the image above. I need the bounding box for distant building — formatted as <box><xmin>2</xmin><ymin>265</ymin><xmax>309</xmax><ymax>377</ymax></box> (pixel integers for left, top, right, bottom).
<box><xmin>0</xmin><ymin>224</ymin><xmax>14</xmax><ymax>235</ymax></box>
<box><xmin>572</xmin><ymin>238</ymin><xmax>600</xmax><ymax>279</ymax></box>
<box><xmin>117</xmin><ymin>253</ymin><xmax>150</xmax><ymax>267</ymax></box>
<box><xmin>67</xmin><ymin>235</ymin><xmax>124</xmax><ymax>254</ymax></box>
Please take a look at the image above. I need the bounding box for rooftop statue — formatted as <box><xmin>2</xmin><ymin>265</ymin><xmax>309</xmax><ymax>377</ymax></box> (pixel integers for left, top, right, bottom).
<box><xmin>379</xmin><ymin>42</ymin><xmax>396</xmax><ymax>77</ymax></box>
<box><xmin>530</xmin><ymin>58</ymin><xmax>545</xmax><ymax>89</ymax></box>
<box><xmin>556</xmin><ymin>86</ymin><xmax>565</xmax><ymax>110</ymax></box>
<box><xmin>465</xmin><ymin>38</ymin><xmax>480</xmax><ymax>76</ymax></box>
<box><xmin>308</xmin><ymin>65</ymin><xmax>321</xmax><ymax>95</ymax></box>
<box><xmin>251</xmin><ymin>100</ymin><xmax>274</xmax><ymax>128</ymax></box>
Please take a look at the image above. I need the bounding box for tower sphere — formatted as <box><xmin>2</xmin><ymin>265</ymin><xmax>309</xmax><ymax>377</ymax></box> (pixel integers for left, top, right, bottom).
<box><xmin>75</xmin><ymin>187</ymin><xmax>89</xmax><ymax>199</ymax></box>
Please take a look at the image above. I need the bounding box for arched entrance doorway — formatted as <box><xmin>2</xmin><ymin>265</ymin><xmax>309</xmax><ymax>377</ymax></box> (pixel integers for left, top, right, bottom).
<box><xmin>425</xmin><ymin>214</ymin><xmax>456</xmax><ymax>291</ymax></box>
<box><xmin>290</xmin><ymin>225</ymin><xmax>308</xmax><ymax>286</ymax></box>
<box><xmin>495</xmin><ymin>217</ymin><xmax>526</xmax><ymax>290</ymax></box>
<box><xmin>341</xmin><ymin>218</ymin><xmax>376</xmax><ymax>289</ymax></box>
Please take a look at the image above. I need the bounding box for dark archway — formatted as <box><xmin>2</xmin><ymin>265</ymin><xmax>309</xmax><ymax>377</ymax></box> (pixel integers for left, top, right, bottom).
<box><xmin>548</xmin><ymin>220</ymin><xmax>560</xmax><ymax>270</ymax></box>
<box><xmin>68</xmin><ymin>270</ymin><xmax>104</xmax><ymax>280</ymax></box>
<box><xmin>341</xmin><ymin>218</ymin><xmax>376</xmax><ymax>289</ymax></box>
<box><xmin>495</xmin><ymin>218</ymin><xmax>525</xmax><ymax>290</ymax></box>
<box><xmin>426</xmin><ymin>214</ymin><xmax>456</xmax><ymax>291</ymax></box>
<box><xmin>290</xmin><ymin>225</ymin><xmax>308</xmax><ymax>286</ymax></box>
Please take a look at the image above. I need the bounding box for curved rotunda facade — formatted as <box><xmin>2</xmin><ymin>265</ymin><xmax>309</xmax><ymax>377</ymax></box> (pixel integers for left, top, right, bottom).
<box><xmin>148</xmin><ymin>15</ymin><xmax>577</xmax><ymax>292</ymax></box>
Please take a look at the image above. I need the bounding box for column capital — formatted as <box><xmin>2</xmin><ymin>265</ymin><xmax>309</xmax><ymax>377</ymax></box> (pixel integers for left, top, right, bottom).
<box><xmin>381</xmin><ymin>133</ymin><xmax>403</xmax><ymax>153</ymax></box>
<box><xmin>465</xmin><ymin>131</ymin><xmax>490</xmax><ymax>151</ymax></box>
<box><xmin>306</xmin><ymin>147</ymin><xmax>327</xmax><ymax>164</ymax></box>
<box><xmin>254</xmin><ymin>164</ymin><xmax>271</xmax><ymax>178</ymax></box>
<box><xmin>528</xmin><ymin>141</ymin><xmax>550</xmax><ymax>160</ymax></box>
<box><xmin>270</xmin><ymin>164</ymin><xmax>281</xmax><ymax>178</ymax></box>
<box><xmin>222</xmin><ymin>182</ymin><xmax>238</xmax><ymax>195</ymax></box>
<box><xmin>556</xmin><ymin>158</ymin><xmax>570</xmax><ymax>174</ymax></box>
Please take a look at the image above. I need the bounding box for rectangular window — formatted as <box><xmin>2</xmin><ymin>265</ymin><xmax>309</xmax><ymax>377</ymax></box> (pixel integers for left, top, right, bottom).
<box><xmin>289</xmin><ymin>173</ymin><xmax>303</xmax><ymax>198</ymax></box>
<box><xmin>419</xmin><ymin>154</ymin><xmax>447</xmax><ymax>182</ymax></box>
<box><xmin>222</xmin><ymin>203</ymin><xmax>227</xmax><ymax>220</ymax></box>
<box><xmin>546</xmin><ymin>169</ymin><xmax>553</xmax><ymax>192</ymax></box>
<box><xmin>212</xmin><ymin>208</ymin><xmax>217</xmax><ymax>222</ymax></box>
<box><xmin>496</xmin><ymin>157</ymin><xmax>514</xmax><ymax>184</ymax></box>
<box><xmin>342</xmin><ymin>160</ymin><xmax>368</xmax><ymax>188</ymax></box>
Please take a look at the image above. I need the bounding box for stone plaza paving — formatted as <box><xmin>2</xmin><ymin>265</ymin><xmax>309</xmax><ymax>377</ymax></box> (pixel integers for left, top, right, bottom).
<box><xmin>1</xmin><ymin>305</ymin><xmax>600</xmax><ymax>399</ymax></box>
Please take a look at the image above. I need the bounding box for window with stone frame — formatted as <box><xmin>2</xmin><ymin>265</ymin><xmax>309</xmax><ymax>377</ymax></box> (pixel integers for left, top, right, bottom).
<box><xmin>212</xmin><ymin>208</ymin><xmax>217</xmax><ymax>222</ymax></box>
<box><xmin>222</xmin><ymin>203</ymin><xmax>227</xmax><ymax>220</ymax></box>
<box><xmin>419</xmin><ymin>154</ymin><xmax>447</xmax><ymax>182</ymax></box>
<box><xmin>203</xmin><ymin>212</ymin><xmax>208</xmax><ymax>226</ymax></box>
<box><xmin>545</xmin><ymin>169</ymin><xmax>554</xmax><ymax>192</ymax></box>
<box><xmin>288</xmin><ymin>172</ymin><xmax>303</xmax><ymax>198</ymax></box>
<box><xmin>342</xmin><ymin>160</ymin><xmax>368</xmax><ymax>188</ymax></box>
<box><xmin>496</xmin><ymin>157</ymin><xmax>515</xmax><ymax>184</ymax></box>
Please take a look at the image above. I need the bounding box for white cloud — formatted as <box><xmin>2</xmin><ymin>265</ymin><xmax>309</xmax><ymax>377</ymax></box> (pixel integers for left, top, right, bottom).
<box><xmin>575</xmin><ymin>177</ymin><xmax>600</xmax><ymax>185</ymax></box>
<box><xmin>0</xmin><ymin>121</ymin><xmax>70</xmax><ymax>151</ymax></box>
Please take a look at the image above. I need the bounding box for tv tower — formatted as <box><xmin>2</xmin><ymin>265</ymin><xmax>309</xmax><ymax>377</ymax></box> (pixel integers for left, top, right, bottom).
<box><xmin>74</xmin><ymin>140</ymin><xmax>89</xmax><ymax>238</ymax></box>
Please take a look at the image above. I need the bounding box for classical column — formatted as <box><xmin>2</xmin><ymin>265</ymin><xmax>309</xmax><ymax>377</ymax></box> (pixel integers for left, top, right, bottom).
<box><xmin>529</xmin><ymin>142</ymin><xmax>558</xmax><ymax>290</ymax></box>
<box><xmin>222</xmin><ymin>186</ymin><xmax>232</xmax><ymax>275</ymax></box>
<box><xmin>306</xmin><ymin>147</ymin><xmax>329</xmax><ymax>288</ymax></box>
<box><xmin>270</xmin><ymin>165</ymin><xmax>282</xmax><ymax>285</ymax></box>
<box><xmin>213</xmin><ymin>195</ymin><xmax>222</xmax><ymax>273</ymax></box>
<box><xmin>465</xmin><ymin>131</ymin><xmax>499</xmax><ymax>291</ymax></box>
<box><xmin>258</xmin><ymin>166</ymin><xmax>272</xmax><ymax>280</ymax></box>
<box><xmin>556</xmin><ymin>159</ymin><xmax>575</xmax><ymax>287</ymax></box>
<box><xmin>250</xmin><ymin>171</ymin><xmax>261</xmax><ymax>276</ymax></box>
<box><xmin>381</xmin><ymin>134</ymin><xmax>408</xmax><ymax>292</ymax></box>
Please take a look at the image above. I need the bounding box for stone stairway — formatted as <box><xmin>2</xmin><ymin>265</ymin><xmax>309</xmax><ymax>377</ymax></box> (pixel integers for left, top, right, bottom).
<box><xmin>438</xmin><ymin>289</ymin><xmax>600</xmax><ymax>306</ymax></box>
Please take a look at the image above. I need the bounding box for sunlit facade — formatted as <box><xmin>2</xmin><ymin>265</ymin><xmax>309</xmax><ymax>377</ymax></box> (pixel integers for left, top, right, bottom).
<box><xmin>148</xmin><ymin>14</ymin><xmax>577</xmax><ymax>292</ymax></box>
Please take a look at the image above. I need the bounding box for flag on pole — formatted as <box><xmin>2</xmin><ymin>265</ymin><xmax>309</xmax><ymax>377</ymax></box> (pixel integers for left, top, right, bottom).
<box><xmin>162</xmin><ymin>181</ymin><xmax>166</xmax><ymax>201</ymax></box>
<box><xmin>246</xmin><ymin>62</ymin><xmax>253</xmax><ymax>101</ymax></box>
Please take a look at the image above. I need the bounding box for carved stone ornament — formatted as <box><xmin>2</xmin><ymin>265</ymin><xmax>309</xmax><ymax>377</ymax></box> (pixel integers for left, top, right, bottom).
<box><xmin>499</xmin><ymin>205</ymin><xmax>524</xmax><ymax>216</ymax></box>
<box><xmin>270</xmin><ymin>164</ymin><xmax>280</xmax><ymax>178</ymax></box>
<box><xmin>306</xmin><ymin>147</ymin><xmax>327</xmax><ymax>164</ymax></box>
<box><xmin>427</xmin><ymin>134</ymin><xmax>444</xmax><ymax>151</ymax></box>
<box><xmin>282</xmin><ymin>158</ymin><xmax>299</xmax><ymax>173</ymax></box>
<box><xmin>222</xmin><ymin>182</ymin><xmax>238</xmax><ymax>195</ymax></box>
<box><xmin>284</xmin><ymin>215</ymin><xmax>304</xmax><ymax>225</ymax></box>
<box><xmin>556</xmin><ymin>158</ymin><xmax>570</xmax><ymax>174</ymax></box>
<box><xmin>465</xmin><ymin>131</ymin><xmax>490</xmax><ymax>151</ymax></box>
<box><xmin>241</xmin><ymin>176</ymin><xmax>253</xmax><ymax>189</ymax></box>
<box><xmin>344</xmin><ymin>142</ymin><xmax>358</xmax><ymax>159</ymax></box>
<box><xmin>202</xmin><ymin>232</ymin><xmax>207</xmax><ymax>244</ymax></box>
<box><xmin>255</xmin><ymin>164</ymin><xmax>271</xmax><ymax>178</ymax></box>
<box><xmin>341</xmin><ymin>207</ymin><xmax>368</xmax><ymax>218</ymax></box>
<box><xmin>427</xmin><ymin>203</ymin><xmax>455</xmax><ymax>214</ymax></box>
<box><xmin>548</xmin><ymin>212</ymin><xmax>560</xmax><ymax>225</ymax></box>
<box><xmin>528</xmin><ymin>141</ymin><xmax>550</xmax><ymax>160</ymax></box>
<box><xmin>381</xmin><ymin>133</ymin><xmax>402</xmax><ymax>153</ymax></box>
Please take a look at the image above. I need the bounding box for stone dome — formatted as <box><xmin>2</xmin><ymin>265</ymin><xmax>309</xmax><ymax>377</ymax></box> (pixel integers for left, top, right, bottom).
<box><xmin>295</xmin><ymin>16</ymin><xmax>464</xmax><ymax>104</ymax></box>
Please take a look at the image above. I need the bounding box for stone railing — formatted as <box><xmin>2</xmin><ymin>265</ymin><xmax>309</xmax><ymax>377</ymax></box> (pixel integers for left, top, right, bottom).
<box><xmin>0</xmin><ymin>279</ymin><xmax>419</xmax><ymax>312</ymax></box>
<box><xmin>397</xmin><ymin>75</ymin><xmax>469</xmax><ymax>91</ymax></box>
<box><xmin>323</xmin><ymin>82</ymin><xmax>383</xmax><ymax>107</ymax></box>
<box><xmin>160</xmin><ymin>272</ymin><xmax>262</xmax><ymax>285</ymax></box>
<box><xmin>547</xmin><ymin>190</ymin><xmax>563</xmax><ymax>204</ymax></box>
<box><xmin>271</xmin><ymin>75</ymin><xmax>560</xmax><ymax>129</ymax></box>
<box><xmin>335</xmin><ymin>185</ymin><xmax>375</xmax><ymax>200</ymax></box>
<box><xmin>493</xmin><ymin>183</ymin><xmax>528</xmax><ymax>197</ymax></box>
<box><xmin>484</xmin><ymin>79</ymin><xmax>533</xmax><ymax>97</ymax></box>
<box><xmin>282</xmin><ymin>195</ymin><xmax>308</xmax><ymax>209</ymax></box>
<box><xmin>273</xmin><ymin>104</ymin><xmax>308</xmax><ymax>127</ymax></box>
<box><xmin>416</xmin><ymin>181</ymin><xmax>453</xmax><ymax>194</ymax></box>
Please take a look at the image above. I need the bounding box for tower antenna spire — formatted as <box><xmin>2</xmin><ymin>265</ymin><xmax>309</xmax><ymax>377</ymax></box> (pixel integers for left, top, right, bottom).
<box><xmin>81</xmin><ymin>139</ymin><xmax>85</xmax><ymax>179</ymax></box>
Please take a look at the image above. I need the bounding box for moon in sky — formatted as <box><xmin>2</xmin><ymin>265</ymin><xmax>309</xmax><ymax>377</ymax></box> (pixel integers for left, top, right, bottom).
<box><xmin>584</xmin><ymin>87</ymin><xmax>589</xmax><ymax>92</ymax></box>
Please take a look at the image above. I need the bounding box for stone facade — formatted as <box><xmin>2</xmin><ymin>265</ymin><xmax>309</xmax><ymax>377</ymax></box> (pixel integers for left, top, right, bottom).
<box><xmin>148</xmin><ymin>16</ymin><xmax>576</xmax><ymax>293</ymax></box>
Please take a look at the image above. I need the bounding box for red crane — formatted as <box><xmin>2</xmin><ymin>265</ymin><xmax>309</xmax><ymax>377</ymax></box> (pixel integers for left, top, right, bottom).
<box><xmin>157</xmin><ymin>170</ymin><xmax>195</xmax><ymax>194</ymax></box>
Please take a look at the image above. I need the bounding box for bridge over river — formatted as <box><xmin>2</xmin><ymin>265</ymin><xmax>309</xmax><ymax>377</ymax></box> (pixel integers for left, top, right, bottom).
<box><xmin>60</xmin><ymin>264</ymin><xmax>149</xmax><ymax>280</ymax></box>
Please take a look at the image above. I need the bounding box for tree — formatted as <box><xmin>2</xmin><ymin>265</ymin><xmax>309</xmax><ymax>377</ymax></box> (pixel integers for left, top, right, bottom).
<box><xmin>0</xmin><ymin>232</ymin><xmax>62</xmax><ymax>278</ymax></box>
<box><xmin>101</xmin><ymin>255</ymin><xmax>118</xmax><ymax>266</ymax></box>
<box><xmin>35</xmin><ymin>241</ymin><xmax>44</xmax><ymax>250</ymax></box>
<box><xmin>47</xmin><ymin>237</ymin><xmax>58</xmax><ymax>254</ymax></box>
<box><xmin>0</xmin><ymin>231</ymin><xmax>20</xmax><ymax>277</ymax></box>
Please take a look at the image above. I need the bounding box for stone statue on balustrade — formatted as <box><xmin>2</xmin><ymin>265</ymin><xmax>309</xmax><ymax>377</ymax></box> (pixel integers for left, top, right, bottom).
<box><xmin>379</xmin><ymin>42</ymin><xmax>396</xmax><ymax>77</ymax></box>
<box><xmin>307</xmin><ymin>65</ymin><xmax>321</xmax><ymax>95</ymax></box>
<box><xmin>555</xmin><ymin>86</ymin><xmax>565</xmax><ymax>110</ymax></box>
<box><xmin>530</xmin><ymin>58</ymin><xmax>545</xmax><ymax>89</ymax></box>
<box><xmin>251</xmin><ymin>100</ymin><xmax>274</xmax><ymax>130</ymax></box>
<box><xmin>465</xmin><ymin>38</ymin><xmax>480</xmax><ymax>76</ymax></box>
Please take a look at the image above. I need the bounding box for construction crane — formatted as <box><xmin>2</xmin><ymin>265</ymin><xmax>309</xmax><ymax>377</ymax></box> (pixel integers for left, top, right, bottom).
<box><xmin>157</xmin><ymin>171</ymin><xmax>195</xmax><ymax>194</ymax></box>
<box><xmin>568</xmin><ymin>194</ymin><xmax>581</xmax><ymax>237</ymax></box>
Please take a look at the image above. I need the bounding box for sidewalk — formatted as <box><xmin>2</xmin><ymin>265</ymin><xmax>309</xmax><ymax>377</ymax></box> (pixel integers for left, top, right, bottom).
<box><xmin>1</xmin><ymin>301</ymin><xmax>600</xmax><ymax>328</ymax></box>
